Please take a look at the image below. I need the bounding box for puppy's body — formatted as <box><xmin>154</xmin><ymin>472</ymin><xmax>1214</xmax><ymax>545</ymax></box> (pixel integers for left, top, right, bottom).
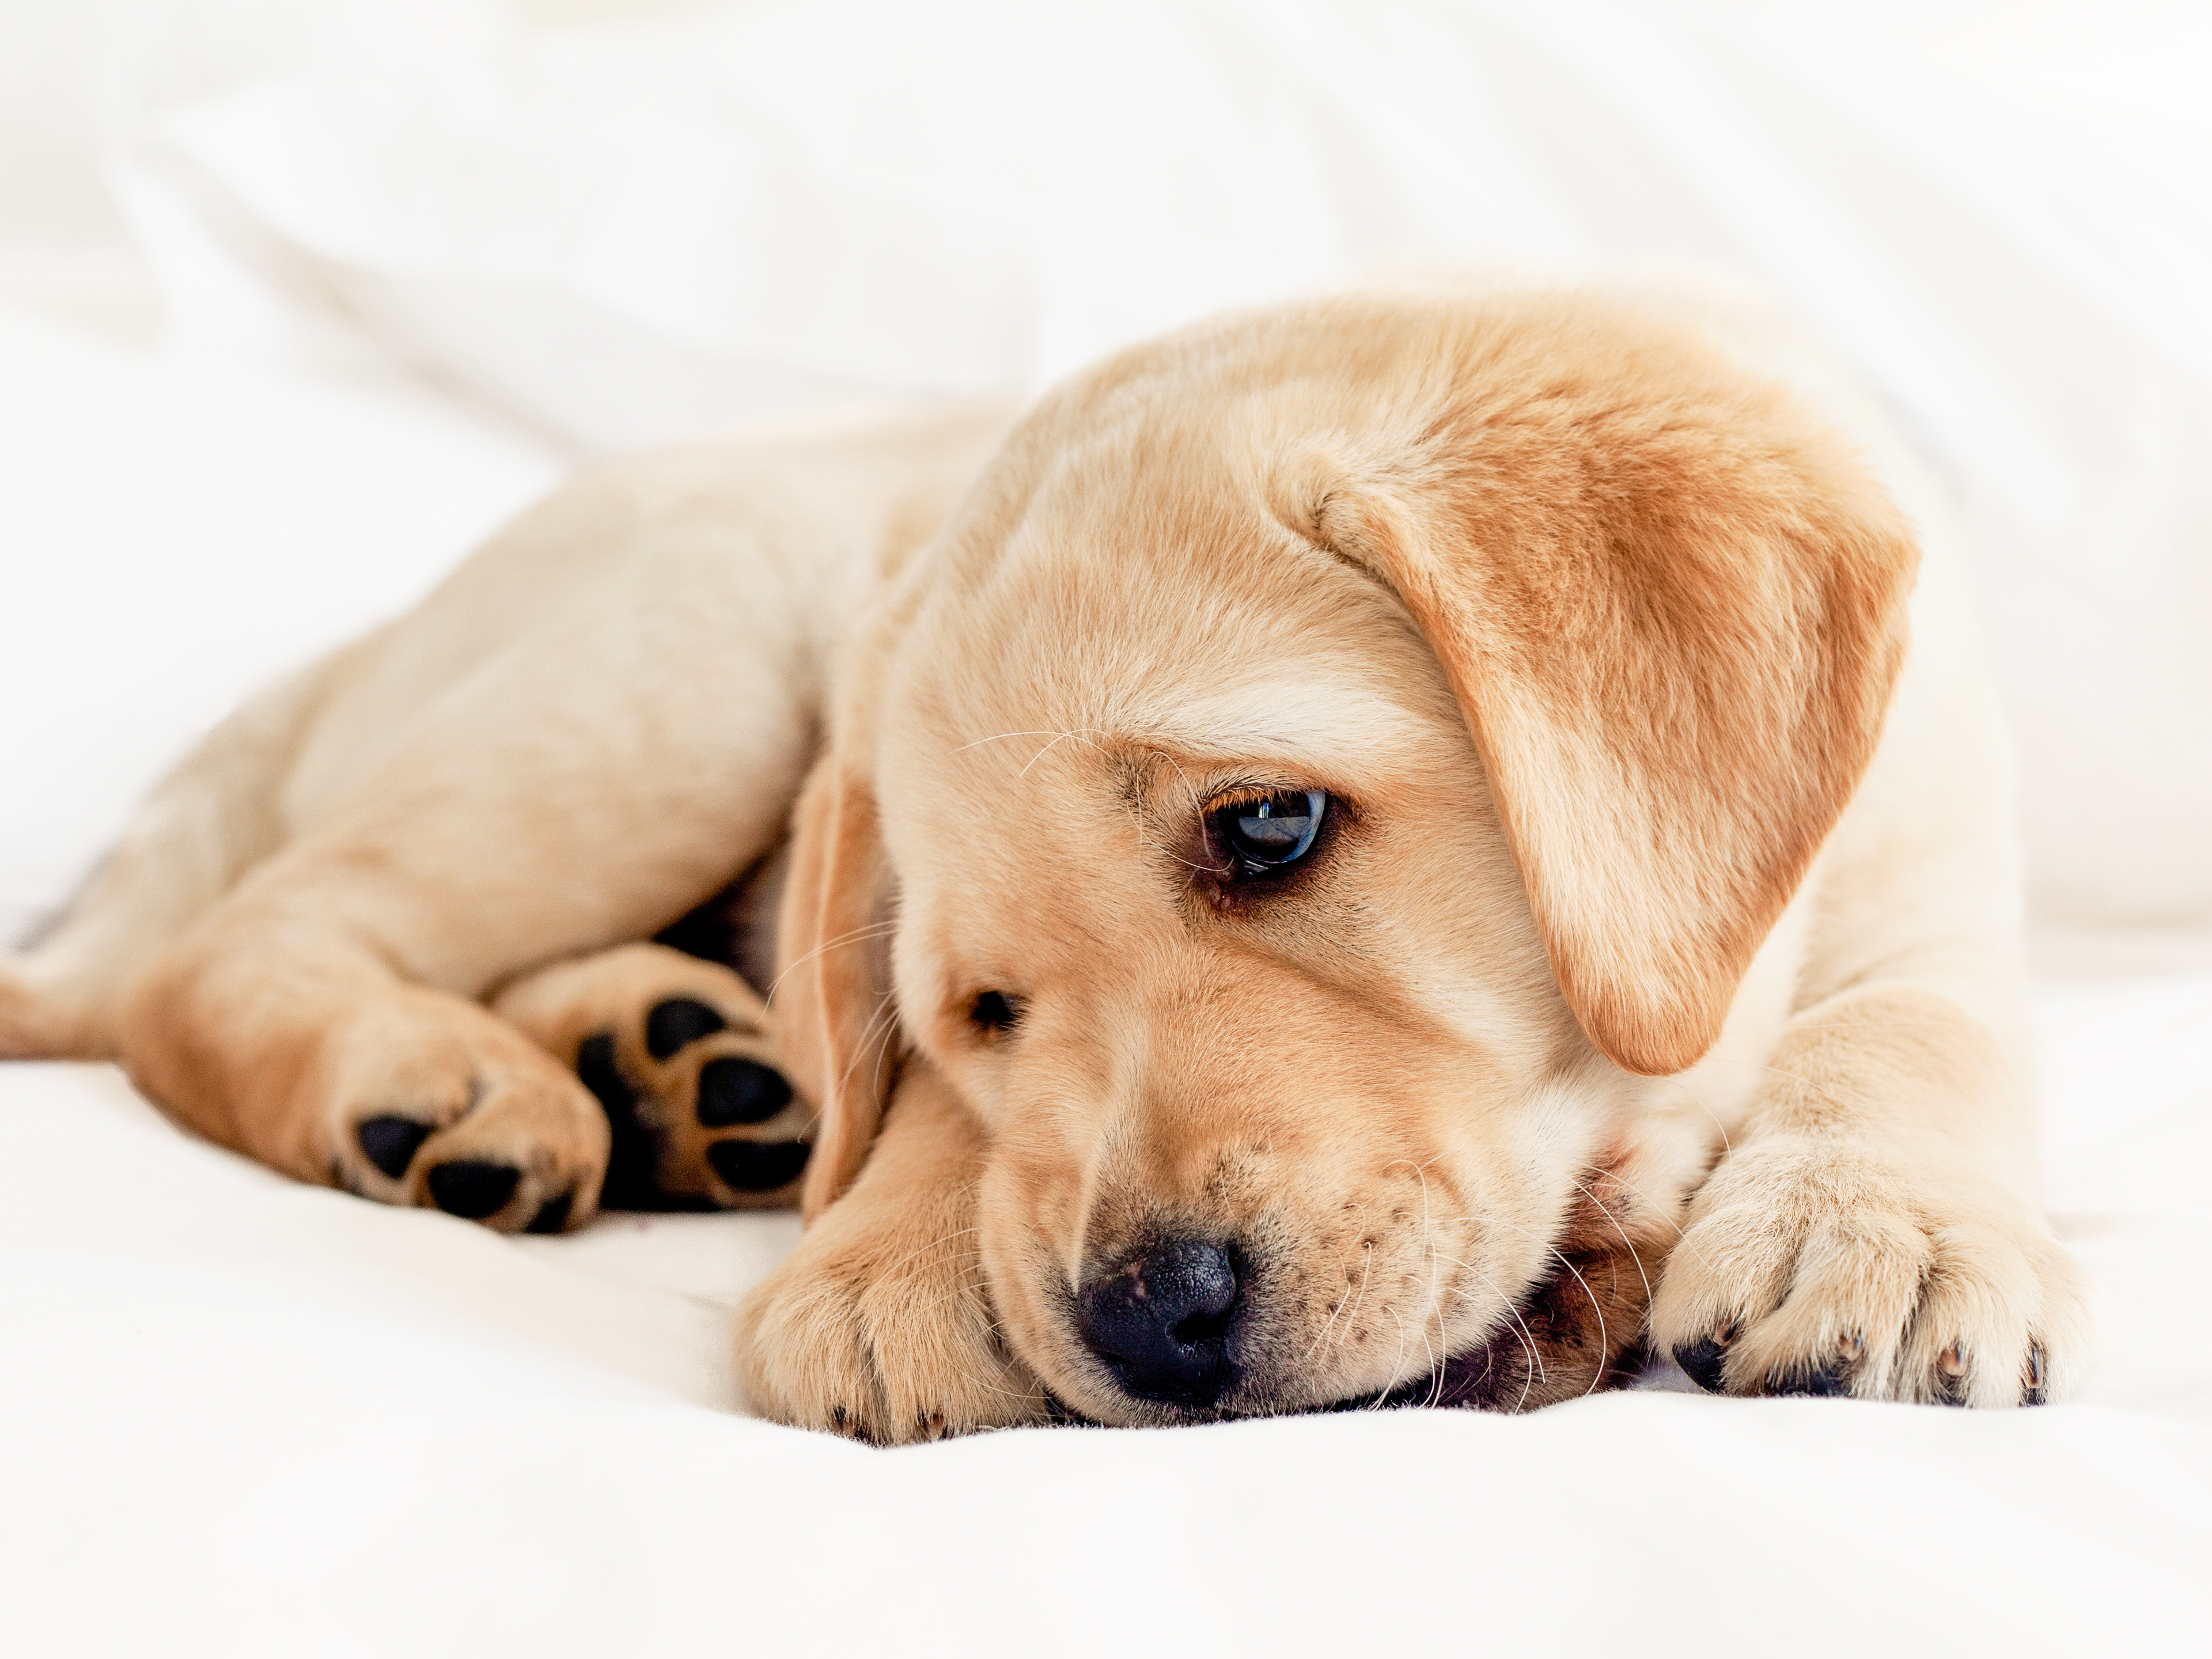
<box><xmin>2</xmin><ymin>271</ymin><xmax>2087</xmax><ymax>1427</ymax></box>
<box><xmin>8</xmin><ymin>406</ymin><xmax>1015</xmax><ymax>1213</ymax></box>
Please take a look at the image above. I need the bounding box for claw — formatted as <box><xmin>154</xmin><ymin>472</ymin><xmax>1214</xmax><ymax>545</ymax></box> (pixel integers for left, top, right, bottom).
<box><xmin>1934</xmin><ymin>1340</ymin><xmax>1970</xmax><ymax>1406</ymax></box>
<box><xmin>1672</xmin><ymin>1320</ymin><xmax>1734</xmax><ymax>1393</ymax></box>
<box><xmin>1770</xmin><ymin>1362</ymin><xmax>1850</xmax><ymax>1397</ymax></box>
<box><xmin>1767</xmin><ymin>1330</ymin><xmax>1863</xmax><ymax>1398</ymax></box>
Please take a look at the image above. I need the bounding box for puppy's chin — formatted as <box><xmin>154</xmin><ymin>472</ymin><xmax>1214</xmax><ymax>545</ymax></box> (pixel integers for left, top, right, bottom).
<box><xmin>1040</xmin><ymin>1346</ymin><xmax>1544</xmax><ymax>1427</ymax></box>
<box><xmin>1055</xmin><ymin>1337</ymin><xmax>1644</xmax><ymax>1427</ymax></box>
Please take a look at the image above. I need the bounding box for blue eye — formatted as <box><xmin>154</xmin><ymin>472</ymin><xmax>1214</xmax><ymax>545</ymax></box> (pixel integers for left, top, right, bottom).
<box><xmin>1209</xmin><ymin>790</ymin><xmax>1328</xmax><ymax>877</ymax></box>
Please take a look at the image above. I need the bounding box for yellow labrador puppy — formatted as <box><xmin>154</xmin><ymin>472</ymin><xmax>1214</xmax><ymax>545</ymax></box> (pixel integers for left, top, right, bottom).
<box><xmin>2</xmin><ymin>271</ymin><xmax>2089</xmax><ymax>1437</ymax></box>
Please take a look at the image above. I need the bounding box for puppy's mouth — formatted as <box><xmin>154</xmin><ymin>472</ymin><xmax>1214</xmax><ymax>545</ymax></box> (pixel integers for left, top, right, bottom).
<box><xmin>1326</xmin><ymin>1244</ymin><xmax>1652</xmax><ymax>1416</ymax></box>
<box><xmin>1331</xmin><ymin>1331</ymin><xmax>1617</xmax><ymax>1415</ymax></box>
<box><xmin>1051</xmin><ymin>1230</ymin><xmax>1471</xmax><ymax>1426</ymax></box>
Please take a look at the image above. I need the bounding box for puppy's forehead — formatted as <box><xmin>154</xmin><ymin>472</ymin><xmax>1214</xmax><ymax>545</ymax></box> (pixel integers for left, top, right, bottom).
<box><xmin>884</xmin><ymin>482</ymin><xmax>1448</xmax><ymax>784</ymax></box>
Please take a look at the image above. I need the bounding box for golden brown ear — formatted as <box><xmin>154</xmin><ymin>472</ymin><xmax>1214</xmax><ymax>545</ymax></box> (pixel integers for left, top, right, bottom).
<box><xmin>1310</xmin><ymin>306</ymin><xmax>1916</xmax><ymax>1075</ymax></box>
<box><xmin>776</xmin><ymin>753</ymin><xmax>900</xmax><ymax>1220</ymax></box>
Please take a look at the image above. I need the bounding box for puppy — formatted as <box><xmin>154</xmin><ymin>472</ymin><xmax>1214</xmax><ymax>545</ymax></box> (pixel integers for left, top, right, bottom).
<box><xmin>2</xmin><ymin>271</ymin><xmax>2090</xmax><ymax>1437</ymax></box>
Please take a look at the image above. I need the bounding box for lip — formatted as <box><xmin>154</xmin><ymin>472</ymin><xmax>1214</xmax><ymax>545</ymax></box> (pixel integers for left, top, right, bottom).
<box><xmin>1056</xmin><ymin>1320</ymin><xmax>1566</xmax><ymax>1426</ymax></box>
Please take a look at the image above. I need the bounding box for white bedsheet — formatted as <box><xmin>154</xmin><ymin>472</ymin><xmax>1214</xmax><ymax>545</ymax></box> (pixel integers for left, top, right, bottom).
<box><xmin>4</xmin><ymin>972</ymin><xmax>2209</xmax><ymax>1655</ymax></box>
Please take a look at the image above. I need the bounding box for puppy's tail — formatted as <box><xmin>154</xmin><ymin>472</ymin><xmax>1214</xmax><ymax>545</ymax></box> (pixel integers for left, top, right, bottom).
<box><xmin>2</xmin><ymin>647</ymin><xmax>354</xmax><ymax>1060</ymax></box>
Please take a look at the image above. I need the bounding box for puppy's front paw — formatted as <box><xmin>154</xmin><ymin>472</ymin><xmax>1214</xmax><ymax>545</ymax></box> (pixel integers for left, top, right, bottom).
<box><xmin>734</xmin><ymin>1192</ymin><xmax>1049</xmax><ymax>1445</ymax></box>
<box><xmin>1649</xmin><ymin>1137</ymin><xmax>2092</xmax><ymax>1407</ymax></box>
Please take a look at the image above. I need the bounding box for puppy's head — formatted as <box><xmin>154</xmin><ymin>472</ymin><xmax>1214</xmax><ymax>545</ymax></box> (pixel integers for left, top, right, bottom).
<box><xmin>779</xmin><ymin>287</ymin><xmax>1916</xmax><ymax>1422</ymax></box>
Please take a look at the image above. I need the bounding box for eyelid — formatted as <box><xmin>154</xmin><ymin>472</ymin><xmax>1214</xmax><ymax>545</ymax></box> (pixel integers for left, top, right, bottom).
<box><xmin>1202</xmin><ymin>779</ymin><xmax>1319</xmax><ymax>812</ymax></box>
<box><xmin>968</xmin><ymin>990</ymin><xmax>1022</xmax><ymax>1032</ymax></box>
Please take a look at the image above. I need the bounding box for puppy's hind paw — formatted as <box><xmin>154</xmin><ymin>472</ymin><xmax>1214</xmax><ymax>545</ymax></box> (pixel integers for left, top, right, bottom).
<box><xmin>320</xmin><ymin>987</ymin><xmax>610</xmax><ymax>1233</ymax></box>
<box><xmin>494</xmin><ymin>943</ymin><xmax>813</xmax><ymax>1211</ymax></box>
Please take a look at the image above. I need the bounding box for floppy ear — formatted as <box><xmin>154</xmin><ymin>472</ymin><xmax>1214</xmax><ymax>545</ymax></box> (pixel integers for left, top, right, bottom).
<box><xmin>776</xmin><ymin>752</ymin><xmax>900</xmax><ymax>1219</ymax></box>
<box><xmin>1307</xmin><ymin>310</ymin><xmax>1917</xmax><ymax>1075</ymax></box>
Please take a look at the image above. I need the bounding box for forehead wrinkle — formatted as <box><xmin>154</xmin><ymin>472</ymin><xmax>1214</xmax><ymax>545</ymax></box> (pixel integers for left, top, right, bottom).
<box><xmin>921</xmin><ymin>669</ymin><xmax>1434</xmax><ymax>796</ymax></box>
<box><xmin>1101</xmin><ymin>673</ymin><xmax>1433</xmax><ymax>774</ymax></box>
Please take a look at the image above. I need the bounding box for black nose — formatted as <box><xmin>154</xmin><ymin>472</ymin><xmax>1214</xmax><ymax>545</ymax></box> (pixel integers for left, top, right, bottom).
<box><xmin>1077</xmin><ymin>1238</ymin><xmax>1243</xmax><ymax>1407</ymax></box>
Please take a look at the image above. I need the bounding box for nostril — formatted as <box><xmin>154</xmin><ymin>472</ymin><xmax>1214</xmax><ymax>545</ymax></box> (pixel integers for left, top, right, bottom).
<box><xmin>1169</xmin><ymin>1306</ymin><xmax>1234</xmax><ymax>1347</ymax></box>
<box><xmin>1077</xmin><ymin>1237</ymin><xmax>1244</xmax><ymax>1407</ymax></box>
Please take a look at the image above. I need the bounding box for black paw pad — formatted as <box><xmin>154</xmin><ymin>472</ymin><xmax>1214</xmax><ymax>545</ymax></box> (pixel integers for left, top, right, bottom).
<box><xmin>525</xmin><ymin>1191</ymin><xmax>574</xmax><ymax>1234</ymax></box>
<box><xmin>646</xmin><ymin>997</ymin><xmax>726</xmax><ymax>1060</ymax></box>
<box><xmin>577</xmin><ymin>1032</ymin><xmax>718</xmax><ymax>1214</ymax></box>
<box><xmin>575</xmin><ymin>1033</ymin><xmax>633</xmax><ymax>1117</ymax></box>
<box><xmin>426</xmin><ymin>1160</ymin><xmax>520</xmax><ymax>1219</ymax></box>
<box><xmin>2023</xmin><ymin>1343</ymin><xmax>2048</xmax><ymax>1407</ymax></box>
<box><xmin>696</xmin><ymin>1058</ymin><xmax>792</xmax><ymax>1127</ymax></box>
<box><xmin>1672</xmin><ymin>1338</ymin><xmax>1730</xmax><ymax>1394</ymax></box>
<box><xmin>1769</xmin><ymin>1364</ymin><xmax>1850</xmax><ymax>1398</ymax></box>
<box><xmin>578</xmin><ymin>1032</ymin><xmax>655</xmax><ymax>1208</ymax></box>
<box><xmin>707</xmin><ymin>1138</ymin><xmax>811</xmax><ymax>1192</ymax></box>
<box><xmin>357</xmin><ymin>1115</ymin><xmax>432</xmax><ymax>1180</ymax></box>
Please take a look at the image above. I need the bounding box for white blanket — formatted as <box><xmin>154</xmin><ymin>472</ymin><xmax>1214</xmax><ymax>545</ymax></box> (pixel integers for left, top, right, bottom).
<box><xmin>4</xmin><ymin>3</ymin><xmax>2210</xmax><ymax>1652</ymax></box>
<box><xmin>3</xmin><ymin>971</ymin><xmax>2209</xmax><ymax>1655</ymax></box>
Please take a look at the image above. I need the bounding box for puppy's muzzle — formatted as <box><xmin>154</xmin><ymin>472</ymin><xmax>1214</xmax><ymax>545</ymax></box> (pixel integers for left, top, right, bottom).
<box><xmin>1076</xmin><ymin>1237</ymin><xmax>1244</xmax><ymax>1407</ymax></box>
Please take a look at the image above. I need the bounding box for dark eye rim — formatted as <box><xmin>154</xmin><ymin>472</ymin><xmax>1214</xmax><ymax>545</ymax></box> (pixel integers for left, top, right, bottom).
<box><xmin>1200</xmin><ymin>786</ymin><xmax>1338</xmax><ymax>889</ymax></box>
<box><xmin>968</xmin><ymin>989</ymin><xmax>1024</xmax><ymax>1035</ymax></box>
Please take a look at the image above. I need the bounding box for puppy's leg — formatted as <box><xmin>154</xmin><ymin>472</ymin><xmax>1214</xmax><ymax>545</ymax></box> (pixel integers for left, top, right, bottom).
<box><xmin>1648</xmin><ymin>985</ymin><xmax>2093</xmax><ymax>1406</ymax></box>
<box><xmin>494</xmin><ymin>943</ymin><xmax>812</xmax><ymax>1210</ymax></box>
<box><xmin>121</xmin><ymin>876</ymin><xmax>614</xmax><ymax>1232</ymax></box>
<box><xmin>734</xmin><ymin>1060</ymin><xmax>1050</xmax><ymax>1442</ymax></box>
<box><xmin>116</xmin><ymin>601</ymin><xmax>812</xmax><ymax>1231</ymax></box>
